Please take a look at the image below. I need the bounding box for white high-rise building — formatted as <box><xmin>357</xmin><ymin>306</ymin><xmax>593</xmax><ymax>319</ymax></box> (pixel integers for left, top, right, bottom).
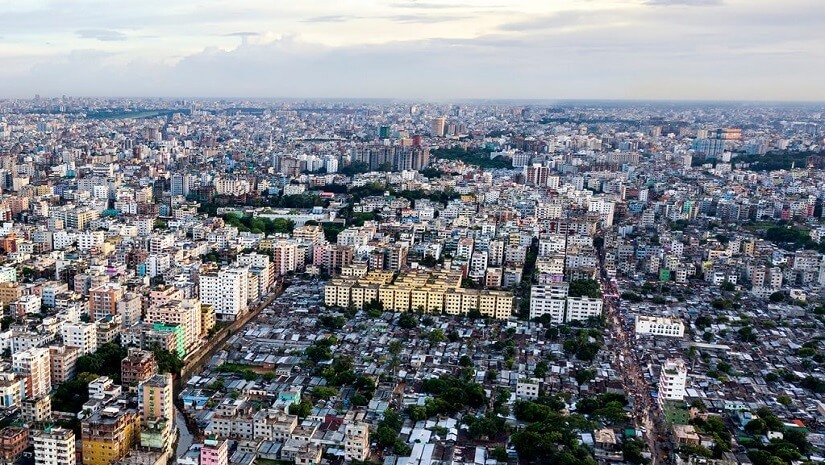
<box><xmin>12</xmin><ymin>347</ymin><xmax>51</xmax><ymax>399</ymax></box>
<box><xmin>529</xmin><ymin>283</ymin><xmax>569</xmax><ymax>323</ymax></box>
<box><xmin>33</xmin><ymin>427</ymin><xmax>76</xmax><ymax>465</ymax></box>
<box><xmin>344</xmin><ymin>423</ymin><xmax>370</xmax><ymax>462</ymax></box>
<box><xmin>659</xmin><ymin>358</ymin><xmax>688</xmax><ymax>401</ymax></box>
<box><xmin>199</xmin><ymin>266</ymin><xmax>249</xmax><ymax>321</ymax></box>
<box><xmin>323</xmin><ymin>156</ymin><xmax>339</xmax><ymax>174</ymax></box>
<box><xmin>62</xmin><ymin>322</ymin><xmax>98</xmax><ymax>355</ymax></box>
<box><xmin>565</xmin><ymin>296</ymin><xmax>603</xmax><ymax>323</ymax></box>
<box><xmin>588</xmin><ymin>198</ymin><xmax>615</xmax><ymax>227</ymax></box>
<box><xmin>469</xmin><ymin>250</ymin><xmax>488</xmax><ymax>280</ymax></box>
<box><xmin>238</xmin><ymin>252</ymin><xmax>274</xmax><ymax>294</ymax></box>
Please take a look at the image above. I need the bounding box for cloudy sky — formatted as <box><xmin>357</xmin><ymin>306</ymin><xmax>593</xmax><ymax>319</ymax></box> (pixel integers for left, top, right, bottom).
<box><xmin>0</xmin><ymin>0</ymin><xmax>823</xmax><ymax>101</ymax></box>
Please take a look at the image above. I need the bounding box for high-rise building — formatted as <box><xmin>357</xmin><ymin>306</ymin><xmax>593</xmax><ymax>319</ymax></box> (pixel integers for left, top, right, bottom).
<box><xmin>565</xmin><ymin>296</ymin><xmax>603</xmax><ymax>323</ymax></box>
<box><xmin>139</xmin><ymin>374</ymin><xmax>173</xmax><ymax>422</ymax></box>
<box><xmin>12</xmin><ymin>347</ymin><xmax>51</xmax><ymax>398</ymax></box>
<box><xmin>145</xmin><ymin>299</ymin><xmax>202</xmax><ymax>355</ymax></box>
<box><xmin>238</xmin><ymin>252</ymin><xmax>275</xmax><ymax>293</ymax></box>
<box><xmin>529</xmin><ymin>284</ymin><xmax>568</xmax><ymax>323</ymax></box>
<box><xmin>659</xmin><ymin>358</ymin><xmax>688</xmax><ymax>401</ymax></box>
<box><xmin>0</xmin><ymin>373</ymin><xmax>24</xmax><ymax>409</ymax></box>
<box><xmin>0</xmin><ymin>426</ymin><xmax>29</xmax><ymax>464</ymax></box>
<box><xmin>431</xmin><ymin>117</ymin><xmax>446</xmax><ymax>137</ymax></box>
<box><xmin>138</xmin><ymin>373</ymin><xmax>174</xmax><ymax>449</ymax></box>
<box><xmin>170</xmin><ymin>173</ymin><xmax>191</xmax><ymax>197</ymax></box>
<box><xmin>324</xmin><ymin>245</ymin><xmax>354</xmax><ymax>276</ymax></box>
<box><xmin>33</xmin><ymin>427</ymin><xmax>76</xmax><ymax>465</ymax></box>
<box><xmin>81</xmin><ymin>406</ymin><xmax>140</xmax><ymax>465</ymax></box>
<box><xmin>199</xmin><ymin>266</ymin><xmax>249</xmax><ymax>321</ymax></box>
<box><xmin>89</xmin><ymin>283</ymin><xmax>123</xmax><ymax>321</ymax></box>
<box><xmin>62</xmin><ymin>322</ymin><xmax>98</xmax><ymax>355</ymax></box>
<box><xmin>121</xmin><ymin>348</ymin><xmax>159</xmax><ymax>388</ymax></box>
<box><xmin>49</xmin><ymin>345</ymin><xmax>79</xmax><ymax>385</ymax></box>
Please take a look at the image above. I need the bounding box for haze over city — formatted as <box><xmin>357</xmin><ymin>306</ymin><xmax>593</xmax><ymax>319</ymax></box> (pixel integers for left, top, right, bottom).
<box><xmin>1</xmin><ymin>0</ymin><xmax>823</xmax><ymax>100</ymax></box>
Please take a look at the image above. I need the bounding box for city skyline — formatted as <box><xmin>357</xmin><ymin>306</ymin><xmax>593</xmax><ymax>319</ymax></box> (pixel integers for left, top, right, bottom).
<box><xmin>0</xmin><ymin>0</ymin><xmax>823</xmax><ymax>101</ymax></box>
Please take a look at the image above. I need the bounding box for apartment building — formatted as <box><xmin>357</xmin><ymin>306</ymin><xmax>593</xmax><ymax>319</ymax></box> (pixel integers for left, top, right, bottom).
<box><xmin>659</xmin><ymin>359</ymin><xmax>688</xmax><ymax>401</ymax></box>
<box><xmin>49</xmin><ymin>345</ymin><xmax>79</xmax><ymax>385</ymax></box>
<box><xmin>199</xmin><ymin>266</ymin><xmax>249</xmax><ymax>321</ymax></box>
<box><xmin>33</xmin><ymin>427</ymin><xmax>76</xmax><ymax>465</ymax></box>
<box><xmin>81</xmin><ymin>406</ymin><xmax>140</xmax><ymax>465</ymax></box>
<box><xmin>12</xmin><ymin>347</ymin><xmax>51</xmax><ymax>398</ymax></box>
<box><xmin>121</xmin><ymin>348</ymin><xmax>158</xmax><ymax>387</ymax></box>
<box><xmin>635</xmin><ymin>315</ymin><xmax>685</xmax><ymax>337</ymax></box>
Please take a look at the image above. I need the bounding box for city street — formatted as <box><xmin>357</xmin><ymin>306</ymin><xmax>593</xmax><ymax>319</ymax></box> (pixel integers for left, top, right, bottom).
<box><xmin>599</xmin><ymin>251</ymin><xmax>669</xmax><ymax>465</ymax></box>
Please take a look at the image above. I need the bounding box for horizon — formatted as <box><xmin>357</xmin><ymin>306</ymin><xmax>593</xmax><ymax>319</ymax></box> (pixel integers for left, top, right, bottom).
<box><xmin>6</xmin><ymin>96</ymin><xmax>825</xmax><ymax>106</ymax></box>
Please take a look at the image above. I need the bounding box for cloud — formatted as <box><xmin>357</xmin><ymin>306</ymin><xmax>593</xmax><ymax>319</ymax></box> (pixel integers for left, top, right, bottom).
<box><xmin>646</xmin><ymin>0</ymin><xmax>723</xmax><ymax>6</ymax></box>
<box><xmin>75</xmin><ymin>29</ymin><xmax>127</xmax><ymax>42</ymax></box>
<box><xmin>302</xmin><ymin>15</ymin><xmax>360</xmax><ymax>23</ymax></box>
<box><xmin>384</xmin><ymin>14</ymin><xmax>469</xmax><ymax>23</ymax></box>
<box><xmin>224</xmin><ymin>32</ymin><xmax>260</xmax><ymax>37</ymax></box>
<box><xmin>0</xmin><ymin>0</ymin><xmax>822</xmax><ymax>101</ymax></box>
<box><xmin>388</xmin><ymin>2</ymin><xmax>481</xmax><ymax>9</ymax></box>
<box><xmin>498</xmin><ymin>11</ymin><xmax>593</xmax><ymax>31</ymax></box>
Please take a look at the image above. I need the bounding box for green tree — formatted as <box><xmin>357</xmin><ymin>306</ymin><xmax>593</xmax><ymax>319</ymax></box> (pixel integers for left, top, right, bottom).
<box><xmin>76</xmin><ymin>342</ymin><xmax>128</xmax><ymax>383</ymax></box>
<box><xmin>313</xmin><ymin>386</ymin><xmax>338</xmax><ymax>399</ymax></box>
<box><xmin>398</xmin><ymin>312</ymin><xmax>418</xmax><ymax>329</ymax></box>
<box><xmin>428</xmin><ymin>329</ymin><xmax>447</xmax><ymax>345</ymax></box>
<box><xmin>575</xmin><ymin>369</ymin><xmax>595</xmax><ymax>386</ymax></box>
<box><xmin>745</xmin><ymin>418</ymin><xmax>768</xmax><ymax>436</ymax></box>
<box><xmin>293</xmin><ymin>399</ymin><xmax>313</xmax><ymax>418</ymax></box>
<box><xmin>622</xmin><ymin>439</ymin><xmax>647</xmax><ymax>465</ymax></box>
<box><xmin>492</xmin><ymin>446</ymin><xmax>508</xmax><ymax>463</ymax></box>
<box><xmin>568</xmin><ymin>279</ymin><xmax>602</xmax><ymax>298</ymax></box>
<box><xmin>153</xmin><ymin>346</ymin><xmax>184</xmax><ymax>377</ymax></box>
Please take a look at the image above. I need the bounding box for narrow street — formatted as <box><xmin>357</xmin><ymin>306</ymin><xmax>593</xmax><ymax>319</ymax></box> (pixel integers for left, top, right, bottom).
<box><xmin>598</xmin><ymin>247</ymin><xmax>668</xmax><ymax>465</ymax></box>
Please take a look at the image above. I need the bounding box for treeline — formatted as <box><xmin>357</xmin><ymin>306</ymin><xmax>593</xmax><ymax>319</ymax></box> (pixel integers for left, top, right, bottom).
<box><xmin>764</xmin><ymin>225</ymin><xmax>825</xmax><ymax>253</ymax></box>
<box><xmin>196</xmin><ymin>193</ymin><xmax>328</xmax><ymax>216</ymax></box>
<box><xmin>221</xmin><ymin>212</ymin><xmax>295</xmax><ymax>235</ymax></box>
<box><xmin>346</xmin><ymin>181</ymin><xmax>460</xmax><ymax>205</ymax></box>
<box><xmin>431</xmin><ymin>147</ymin><xmax>514</xmax><ymax>170</ymax></box>
<box><xmin>734</xmin><ymin>151</ymin><xmax>819</xmax><ymax>172</ymax></box>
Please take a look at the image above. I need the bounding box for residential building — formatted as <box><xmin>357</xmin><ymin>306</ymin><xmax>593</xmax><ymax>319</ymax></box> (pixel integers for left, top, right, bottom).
<box><xmin>635</xmin><ymin>315</ymin><xmax>685</xmax><ymax>337</ymax></box>
<box><xmin>659</xmin><ymin>359</ymin><xmax>688</xmax><ymax>401</ymax></box>
<box><xmin>81</xmin><ymin>406</ymin><xmax>140</xmax><ymax>465</ymax></box>
<box><xmin>12</xmin><ymin>347</ymin><xmax>51</xmax><ymax>398</ymax></box>
<box><xmin>344</xmin><ymin>423</ymin><xmax>370</xmax><ymax>462</ymax></box>
<box><xmin>200</xmin><ymin>436</ymin><xmax>229</xmax><ymax>465</ymax></box>
<box><xmin>33</xmin><ymin>427</ymin><xmax>76</xmax><ymax>465</ymax></box>
<box><xmin>199</xmin><ymin>266</ymin><xmax>249</xmax><ymax>321</ymax></box>
<box><xmin>121</xmin><ymin>348</ymin><xmax>158</xmax><ymax>387</ymax></box>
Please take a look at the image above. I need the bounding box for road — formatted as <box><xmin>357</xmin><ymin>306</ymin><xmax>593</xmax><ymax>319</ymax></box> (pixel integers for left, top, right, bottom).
<box><xmin>598</xmin><ymin>245</ymin><xmax>669</xmax><ymax>465</ymax></box>
<box><xmin>173</xmin><ymin>278</ymin><xmax>288</xmax><ymax>455</ymax></box>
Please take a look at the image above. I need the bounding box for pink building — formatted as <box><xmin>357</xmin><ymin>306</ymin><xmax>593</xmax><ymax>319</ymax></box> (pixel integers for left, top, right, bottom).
<box><xmin>200</xmin><ymin>436</ymin><xmax>228</xmax><ymax>465</ymax></box>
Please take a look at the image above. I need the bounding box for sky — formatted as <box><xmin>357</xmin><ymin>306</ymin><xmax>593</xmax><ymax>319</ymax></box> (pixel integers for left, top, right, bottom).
<box><xmin>0</xmin><ymin>0</ymin><xmax>823</xmax><ymax>101</ymax></box>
